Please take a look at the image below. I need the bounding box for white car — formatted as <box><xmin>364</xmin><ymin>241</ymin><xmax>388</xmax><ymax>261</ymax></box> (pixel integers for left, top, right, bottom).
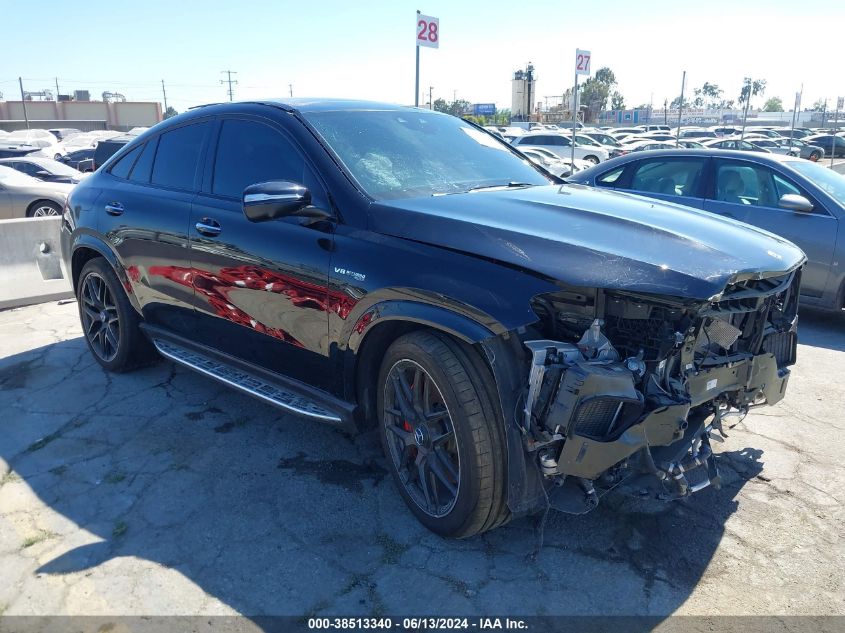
<box><xmin>510</xmin><ymin>133</ymin><xmax>609</xmax><ymax>164</ymax></box>
<box><xmin>1</xmin><ymin>130</ymin><xmax>67</xmax><ymax>160</ymax></box>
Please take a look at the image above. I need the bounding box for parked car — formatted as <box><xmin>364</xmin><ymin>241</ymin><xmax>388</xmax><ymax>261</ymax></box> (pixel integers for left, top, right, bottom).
<box><xmin>0</xmin><ymin>130</ymin><xmax>67</xmax><ymax>160</ymax></box>
<box><xmin>745</xmin><ymin>128</ymin><xmax>786</xmax><ymax>139</ymax></box>
<box><xmin>741</xmin><ymin>138</ymin><xmax>799</xmax><ymax>156</ymax></box>
<box><xmin>61</xmin><ymin>100</ymin><xmax>805</xmax><ymax>537</ymax></box>
<box><xmin>636</xmin><ymin>124</ymin><xmax>671</xmax><ymax>132</ymax></box>
<box><xmin>568</xmin><ymin>148</ymin><xmax>845</xmax><ymax>311</ymax></box>
<box><xmin>675</xmin><ymin>139</ymin><xmax>705</xmax><ymax>149</ymax></box>
<box><xmin>0</xmin><ymin>164</ymin><xmax>73</xmax><ymax>218</ymax></box>
<box><xmin>511</xmin><ymin>133</ymin><xmax>609</xmax><ymax>163</ymax></box>
<box><xmin>777</xmin><ymin>139</ymin><xmax>825</xmax><ymax>162</ymax></box>
<box><xmin>710</xmin><ymin>126</ymin><xmax>743</xmax><ymax>137</ymax></box>
<box><xmin>581</xmin><ymin>131</ymin><xmax>624</xmax><ymax>148</ymax></box>
<box><xmin>618</xmin><ymin>139</ymin><xmax>678</xmax><ymax>152</ymax></box>
<box><xmin>520</xmin><ymin>146</ymin><xmax>591</xmax><ymax>175</ymax></box>
<box><xmin>520</xmin><ymin>148</ymin><xmax>573</xmax><ymax>177</ymax></box>
<box><xmin>0</xmin><ymin>145</ymin><xmax>42</xmax><ymax>159</ymax></box>
<box><xmin>609</xmin><ymin>127</ymin><xmax>643</xmax><ymax>136</ymax></box>
<box><xmin>92</xmin><ymin>134</ymin><xmax>138</xmax><ymax>169</ymax></box>
<box><xmin>703</xmin><ymin>137</ymin><xmax>771</xmax><ymax>152</ymax></box>
<box><xmin>48</xmin><ymin>128</ymin><xmax>82</xmax><ymax>142</ymax></box>
<box><xmin>61</xmin><ymin>148</ymin><xmax>96</xmax><ymax>172</ymax></box>
<box><xmin>638</xmin><ymin>132</ymin><xmax>676</xmax><ymax>141</ymax></box>
<box><xmin>678</xmin><ymin>128</ymin><xmax>718</xmax><ymax>140</ymax></box>
<box><xmin>0</xmin><ymin>156</ymin><xmax>87</xmax><ymax>184</ymax></box>
<box><xmin>572</xmin><ymin>134</ymin><xmax>625</xmax><ymax>158</ymax></box>
<box><xmin>804</xmin><ymin>134</ymin><xmax>845</xmax><ymax>158</ymax></box>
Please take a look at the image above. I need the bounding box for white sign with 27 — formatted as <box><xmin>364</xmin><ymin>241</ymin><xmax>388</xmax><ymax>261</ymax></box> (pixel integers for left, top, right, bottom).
<box><xmin>575</xmin><ymin>49</ymin><xmax>591</xmax><ymax>76</ymax></box>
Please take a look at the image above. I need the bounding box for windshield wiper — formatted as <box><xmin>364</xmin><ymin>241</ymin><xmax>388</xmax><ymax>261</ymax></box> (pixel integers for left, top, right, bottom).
<box><xmin>466</xmin><ymin>181</ymin><xmax>538</xmax><ymax>193</ymax></box>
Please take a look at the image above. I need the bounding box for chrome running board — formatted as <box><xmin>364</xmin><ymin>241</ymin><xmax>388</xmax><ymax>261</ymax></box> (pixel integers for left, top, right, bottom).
<box><xmin>152</xmin><ymin>338</ymin><xmax>344</xmax><ymax>424</ymax></box>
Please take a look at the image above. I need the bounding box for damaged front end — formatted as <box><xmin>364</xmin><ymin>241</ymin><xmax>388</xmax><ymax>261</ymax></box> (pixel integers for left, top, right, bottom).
<box><xmin>511</xmin><ymin>266</ymin><xmax>801</xmax><ymax>514</ymax></box>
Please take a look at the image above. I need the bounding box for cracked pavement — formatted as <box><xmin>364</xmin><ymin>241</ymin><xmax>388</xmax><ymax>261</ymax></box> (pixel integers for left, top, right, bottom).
<box><xmin>0</xmin><ymin>300</ymin><xmax>843</xmax><ymax>618</ymax></box>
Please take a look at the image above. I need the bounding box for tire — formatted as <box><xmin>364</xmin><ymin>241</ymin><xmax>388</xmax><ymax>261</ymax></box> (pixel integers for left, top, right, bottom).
<box><xmin>584</xmin><ymin>155</ymin><xmax>600</xmax><ymax>164</ymax></box>
<box><xmin>810</xmin><ymin>151</ymin><xmax>822</xmax><ymax>162</ymax></box>
<box><xmin>76</xmin><ymin>258</ymin><xmax>157</xmax><ymax>372</ymax></box>
<box><xmin>377</xmin><ymin>331</ymin><xmax>509</xmax><ymax>538</ymax></box>
<box><xmin>27</xmin><ymin>200</ymin><xmax>62</xmax><ymax>217</ymax></box>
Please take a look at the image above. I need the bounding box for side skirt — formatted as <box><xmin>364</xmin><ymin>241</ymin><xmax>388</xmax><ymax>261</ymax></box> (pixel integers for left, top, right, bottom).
<box><xmin>140</xmin><ymin>324</ymin><xmax>358</xmax><ymax>433</ymax></box>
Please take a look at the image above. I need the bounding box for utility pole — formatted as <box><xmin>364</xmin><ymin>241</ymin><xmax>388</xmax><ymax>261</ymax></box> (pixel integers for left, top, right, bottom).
<box><xmin>664</xmin><ymin>98</ymin><xmax>668</xmax><ymax>126</ymax></box>
<box><xmin>288</xmin><ymin>84</ymin><xmax>293</xmax><ymax>98</ymax></box>
<box><xmin>55</xmin><ymin>77</ymin><xmax>60</xmax><ymax>102</ymax></box>
<box><xmin>161</xmin><ymin>80</ymin><xmax>169</xmax><ymax>116</ymax></box>
<box><xmin>429</xmin><ymin>86</ymin><xmax>434</xmax><ymax>109</ymax></box>
<box><xmin>220</xmin><ymin>70</ymin><xmax>238</xmax><ymax>101</ymax></box>
<box><xmin>18</xmin><ymin>77</ymin><xmax>30</xmax><ymax>130</ymax></box>
<box><xmin>675</xmin><ymin>71</ymin><xmax>686</xmax><ymax>147</ymax></box>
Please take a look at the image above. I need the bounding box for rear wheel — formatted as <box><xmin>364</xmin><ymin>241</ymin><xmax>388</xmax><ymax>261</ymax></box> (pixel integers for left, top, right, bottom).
<box><xmin>377</xmin><ymin>331</ymin><xmax>509</xmax><ymax>538</ymax></box>
<box><xmin>584</xmin><ymin>155</ymin><xmax>600</xmax><ymax>164</ymax></box>
<box><xmin>77</xmin><ymin>258</ymin><xmax>156</xmax><ymax>372</ymax></box>
<box><xmin>27</xmin><ymin>201</ymin><xmax>62</xmax><ymax>217</ymax></box>
<box><xmin>810</xmin><ymin>151</ymin><xmax>822</xmax><ymax>162</ymax></box>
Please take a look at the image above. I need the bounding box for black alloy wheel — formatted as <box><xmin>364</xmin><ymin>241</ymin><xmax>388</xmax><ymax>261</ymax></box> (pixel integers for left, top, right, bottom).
<box><xmin>80</xmin><ymin>272</ymin><xmax>120</xmax><ymax>363</ymax></box>
<box><xmin>382</xmin><ymin>358</ymin><xmax>460</xmax><ymax>518</ymax></box>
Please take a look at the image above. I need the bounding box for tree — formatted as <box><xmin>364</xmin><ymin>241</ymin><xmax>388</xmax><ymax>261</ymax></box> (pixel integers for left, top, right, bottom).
<box><xmin>762</xmin><ymin>97</ymin><xmax>783</xmax><ymax>112</ymax></box>
<box><xmin>739</xmin><ymin>78</ymin><xmax>767</xmax><ymax>108</ymax></box>
<box><xmin>163</xmin><ymin>106</ymin><xmax>178</xmax><ymax>119</ymax></box>
<box><xmin>432</xmin><ymin>98</ymin><xmax>449</xmax><ymax>113</ymax></box>
<box><xmin>610</xmin><ymin>91</ymin><xmax>625</xmax><ymax>110</ymax></box>
<box><xmin>670</xmin><ymin>95</ymin><xmax>690</xmax><ymax>109</ymax></box>
<box><xmin>579</xmin><ymin>66</ymin><xmax>618</xmax><ymax>122</ymax></box>
<box><xmin>812</xmin><ymin>99</ymin><xmax>827</xmax><ymax>112</ymax></box>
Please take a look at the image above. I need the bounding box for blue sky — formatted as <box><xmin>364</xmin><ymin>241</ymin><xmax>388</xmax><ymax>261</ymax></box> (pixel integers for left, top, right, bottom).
<box><xmin>2</xmin><ymin>0</ymin><xmax>843</xmax><ymax>113</ymax></box>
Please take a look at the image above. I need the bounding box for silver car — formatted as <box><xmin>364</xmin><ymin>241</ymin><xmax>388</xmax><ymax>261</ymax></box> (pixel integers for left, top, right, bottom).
<box><xmin>0</xmin><ymin>165</ymin><xmax>73</xmax><ymax>218</ymax></box>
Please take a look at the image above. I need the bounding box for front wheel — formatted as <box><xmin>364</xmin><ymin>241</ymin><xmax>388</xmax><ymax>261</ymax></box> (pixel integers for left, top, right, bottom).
<box><xmin>377</xmin><ymin>331</ymin><xmax>509</xmax><ymax>538</ymax></box>
<box><xmin>810</xmin><ymin>151</ymin><xmax>822</xmax><ymax>162</ymax></box>
<box><xmin>584</xmin><ymin>155</ymin><xmax>600</xmax><ymax>164</ymax></box>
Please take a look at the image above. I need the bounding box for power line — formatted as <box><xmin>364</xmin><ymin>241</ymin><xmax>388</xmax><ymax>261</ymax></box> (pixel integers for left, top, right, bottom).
<box><xmin>220</xmin><ymin>70</ymin><xmax>238</xmax><ymax>101</ymax></box>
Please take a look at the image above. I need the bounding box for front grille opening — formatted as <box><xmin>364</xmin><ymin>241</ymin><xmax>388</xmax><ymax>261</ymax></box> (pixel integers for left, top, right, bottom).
<box><xmin>572</xmin><ymin>396</ymin><xmax>642</xmax><ymax>440</ymax></box>
<box><xmin>763</xmin><ymin>331</ymin><xmax>797</xmax><ymax>368</ymax></box>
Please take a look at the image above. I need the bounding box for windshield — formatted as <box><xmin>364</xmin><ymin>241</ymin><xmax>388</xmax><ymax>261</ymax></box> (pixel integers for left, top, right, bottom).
<box><xmin>303</xmin><ymin>109</ymin><xmax>550</xmax><ymax>199</ymax></box>
<box><xmin>0</xmin><ymin>165</ymin><xmax>39</xmax><ymax>186</ymax></box>
<box><xmin>790</xmin><ymin>161</ymin><xmax>845</xmax><ymax>206</ymax></box>
<box><xmin>30</xmin><ymin>159</ymin><xmax>79</xmax><ymax>176</ymax></box>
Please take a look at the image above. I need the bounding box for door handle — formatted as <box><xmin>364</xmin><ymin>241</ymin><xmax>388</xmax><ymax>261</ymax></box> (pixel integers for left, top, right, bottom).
<box><xmin>105</xmin><ymin>202</ymin><xmax>124</xmax><ymax>216</ymax></box>
<box><xmin>195</xmin><ymin>218</ymin><xmax>222</xmax><ymax>237</ymax></box>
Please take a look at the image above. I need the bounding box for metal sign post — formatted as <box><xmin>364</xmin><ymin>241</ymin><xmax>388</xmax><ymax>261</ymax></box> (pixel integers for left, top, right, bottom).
<box><xmin>572</xmin><ymin>49</ymin><xmax>591</xmax><ymax>165</ymax></box>
<box><xmin>414</xmin><ymin>11</ymin><xmax>439</xmax><ymax>107</ymax></box>
<box><xmin>18</xmin><ymin>77</ymin><xmax>30</xmax><ymax>130</ymax></box>
<box><xmin>788</xmin><ymin>87</ymin><xmax>801</xmax><ymax>153</ymax></box>
<box><xmin>675</xmin><ymin>71</ymin><xmax>686</xmax><ymax>147</ymax></box>
<box><xmin>833</xmin><ymin>97</ymin><xmax>843</xmax><ymax>168</ymax></box>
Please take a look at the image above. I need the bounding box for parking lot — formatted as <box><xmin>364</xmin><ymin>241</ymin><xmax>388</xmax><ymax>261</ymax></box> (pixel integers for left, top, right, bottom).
<box><xmin>0</xmin><ymin>299</ymin><xmax>843</xmax><ymax>619</ymax></box>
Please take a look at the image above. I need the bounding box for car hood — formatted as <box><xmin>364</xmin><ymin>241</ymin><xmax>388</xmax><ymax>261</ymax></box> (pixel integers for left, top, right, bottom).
<box><xmin>369</xmin><ymin>184</ymin><xmax>806</xmax><ymax>301</ymax></box>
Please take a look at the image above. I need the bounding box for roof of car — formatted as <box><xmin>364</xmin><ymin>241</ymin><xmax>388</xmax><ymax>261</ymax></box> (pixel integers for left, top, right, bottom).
<box><xmin>193</xmin><ymin>98</ymin><xmax>422</xmax><ymax>114</ymax></box>
<box><xmin>576</xmin><ymin>148</ymin><xmax>802</xmax><ymax>171</ymax></box>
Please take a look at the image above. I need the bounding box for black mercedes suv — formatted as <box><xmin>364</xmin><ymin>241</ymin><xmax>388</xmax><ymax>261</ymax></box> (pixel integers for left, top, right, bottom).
<box><xmin>62</xmin><ymin>100</ymin><xmax>805</xmax><ymax>537</ymax></box>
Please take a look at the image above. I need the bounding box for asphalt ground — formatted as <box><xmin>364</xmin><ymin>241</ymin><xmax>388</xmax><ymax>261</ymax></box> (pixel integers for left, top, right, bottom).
<box><xmin>0</xmin><ymin>300</ymin><xmax>842</xmax><ymax>623</ymax></box>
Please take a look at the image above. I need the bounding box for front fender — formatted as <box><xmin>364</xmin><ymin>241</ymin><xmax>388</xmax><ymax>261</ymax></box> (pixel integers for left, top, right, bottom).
<box><xmin>345</xmin><ymin>297</ymin><xmax>497</xmax><ymax>354</ymax></box>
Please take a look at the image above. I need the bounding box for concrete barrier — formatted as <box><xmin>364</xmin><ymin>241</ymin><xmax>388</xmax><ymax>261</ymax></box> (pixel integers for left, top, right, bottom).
<box><xmin>0</xmin><ymin>217</ymin><xmax>73</xmax><ymax>310</ymax></box>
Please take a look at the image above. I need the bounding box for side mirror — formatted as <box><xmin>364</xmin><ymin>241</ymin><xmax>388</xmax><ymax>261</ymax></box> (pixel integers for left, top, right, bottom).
<box><xmin>779</xmin><ymin>194</ymin><xmax>814</xmax><ymax>213</ymax></box>
<box><xmin>242</xmin><ymin>181</ymin><xmax>325</xmax><ymax>222</ymax></box>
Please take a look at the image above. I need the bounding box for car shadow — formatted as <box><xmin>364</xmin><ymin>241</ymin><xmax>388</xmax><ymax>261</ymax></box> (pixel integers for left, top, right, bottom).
<box><xmin>0</xmin><ymin>338</ymin><xmax>768</xmax><ymax>620</ymax></box>
<box><xmin>796</xmin><ymin>306</ymin><xmax>845</xmax><ymax>352</ymax></box>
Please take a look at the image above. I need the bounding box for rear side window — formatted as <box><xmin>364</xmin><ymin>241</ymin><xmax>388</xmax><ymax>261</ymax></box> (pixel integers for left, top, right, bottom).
<box><xmin>151</xmin><ymin>123</ymin><xmax>208</xmax><ymax>190</ymax></box>
<box><xmin>130</xmin><ymin>139</ymin><xmax>157</xmax><ymax>183</ymax></box>
<box><xmin>596</xmin><ymin>167</ymin><xmax>623</xmax><ymax>186</ymax></box>
<box><xmin>629</xmin><ymin>159</ymin><xmax>705</xmax><ymax>197</ymax></box>
<box><xmin>211</xmin><ymin>119</ymin><xmax>306</xmax><ymax>199</ymax></box>
<box><xmin>109</xmin><ymin>145</ymin><xmax>142</xmax><ymax>179</ymax></box>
